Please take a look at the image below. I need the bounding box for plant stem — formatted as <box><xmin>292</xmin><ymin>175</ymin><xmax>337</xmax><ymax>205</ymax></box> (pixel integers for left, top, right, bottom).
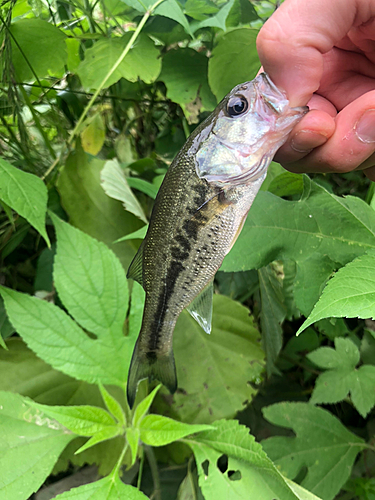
<box><xmin>110</xmin><ymin>440</ymin><xmax>129</xmax><ymax>479</ymax></box>
<box><xmin>67</xmin><ymin>0</ymin><xmax>165</xmax><ymax>146</ymax></box>
<box><xmin>145</xmin><ymin>445</ymin><xmax>161</xmax><ymax>500</ymax></box>
<box><xmin>137</xmin><ymin>448</ymin><xmax>145</xmax><ymax>490</ymax></box>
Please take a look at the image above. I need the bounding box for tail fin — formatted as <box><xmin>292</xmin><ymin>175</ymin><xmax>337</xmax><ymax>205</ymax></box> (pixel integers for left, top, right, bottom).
<box><xmin>127</xmin><ymin>340</ymin><xmax>177</xmax><ymax>408</ymax></box>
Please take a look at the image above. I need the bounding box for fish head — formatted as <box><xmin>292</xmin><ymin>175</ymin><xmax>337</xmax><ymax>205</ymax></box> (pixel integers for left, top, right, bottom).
<box><xmin>194</xmin><ymin>73</ymin><xmax>308</xmax><ymax>187</ymax></box>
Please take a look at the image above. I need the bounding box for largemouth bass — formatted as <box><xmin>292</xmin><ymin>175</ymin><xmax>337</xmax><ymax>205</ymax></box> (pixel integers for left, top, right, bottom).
<box><xmin>127</xmin><ymin>73</ymin><xmax>307</xmax><ymax>407</ymax></box>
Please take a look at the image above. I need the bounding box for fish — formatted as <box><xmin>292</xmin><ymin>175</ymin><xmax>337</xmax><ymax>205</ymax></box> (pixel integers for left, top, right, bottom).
<box><xmin>126</xmin><ymin>73</ymin><xmax>308</xmax><ymax>407</ymax></box>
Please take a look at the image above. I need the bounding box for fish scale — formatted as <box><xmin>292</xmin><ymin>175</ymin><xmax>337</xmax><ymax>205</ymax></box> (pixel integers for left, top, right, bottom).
<box><xmin>126</xmin><ymin>73</ymin><xmax>308</xmax><ymax>407</ymax></box>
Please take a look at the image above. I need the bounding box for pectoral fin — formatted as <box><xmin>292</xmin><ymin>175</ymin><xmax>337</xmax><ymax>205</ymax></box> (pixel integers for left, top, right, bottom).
<box><xmin>186</xmin><ymin>280</ymin><xmax>213</xmax><ymax>334</ymax></box>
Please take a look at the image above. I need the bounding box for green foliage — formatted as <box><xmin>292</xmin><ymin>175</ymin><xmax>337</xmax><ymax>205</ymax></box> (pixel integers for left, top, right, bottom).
<box><xmin>262</xmin><ymin>403</ymin><xmax>366</xmax><ymax>500</ymax></box>
<box><xmin>0</xmin><ymin>391</ymin><xmax>76</xmax><ymax>499</ymax></box>
<box><xmin>77</xmin><ymin>35</ymin><xmax>161</xmax><ymax>89</ymax></box>
<box><xmin>307</xmin><ymin>337</ymin><xmax>375</xmax><ymax>417</ymax></box>
<box><xmin>53</xmin><ymin>476</ymin><xmax>148</xmax><ymax>499</ymax></box>
<box><xmin>208</xmin><ymin>28</ymin><xmax>259</xmax><ymax>99</ymax></box>
<box><xmin>9</xmin><ymin>19</ymin><xmax>67</xmax><ymax>81</ymax></box>
<box><xmin>0</xmin><ymin>157</ymin><xmax>49</xmax><ymax>244</ymax></box>
<box><xmin>187</xmin><ymin>419</ymin><xmax>317</xmax><ymax>500</ymax></box>
<box><xmin>299</xmin><ymin>252</ymin><xmax>375</xmax><ymax>331</ymax></box>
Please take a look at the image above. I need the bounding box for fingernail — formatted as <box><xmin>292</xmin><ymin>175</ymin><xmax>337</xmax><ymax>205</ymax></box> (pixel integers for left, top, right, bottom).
<box><xmin>291</xmin><ymin>130</ymin><xmax>328</xmax><ymax>153</ymax></box>
<box><xmin>355</xmin><ymin>110</ymin><xmax>375</xmax><ymax>143</ymax></box>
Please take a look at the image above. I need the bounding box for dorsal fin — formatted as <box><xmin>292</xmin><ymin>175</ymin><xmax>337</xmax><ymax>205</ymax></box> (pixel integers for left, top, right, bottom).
<box><xmin>186</xmin><ymin>280</ymin><xmax>213</xmax><ymax>334</ymax></box>
<box><xmin>127</xmin><ymin>240</ymin><xmax>145</xmax><ymax>287</ymax></box>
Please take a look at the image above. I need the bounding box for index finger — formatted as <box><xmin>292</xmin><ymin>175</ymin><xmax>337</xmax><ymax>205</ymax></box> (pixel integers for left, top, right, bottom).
<box><xmin>256</xmin><ymin>0</ymin><xmax>373</xmax><ymax>106</ymax></box>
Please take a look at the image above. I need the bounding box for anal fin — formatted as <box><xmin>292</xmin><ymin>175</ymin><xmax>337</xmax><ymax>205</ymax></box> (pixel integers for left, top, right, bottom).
<box><xmin>186</xmin><ymin>280</ymin><xmax>213</xmax><ymax>334</ymax></box>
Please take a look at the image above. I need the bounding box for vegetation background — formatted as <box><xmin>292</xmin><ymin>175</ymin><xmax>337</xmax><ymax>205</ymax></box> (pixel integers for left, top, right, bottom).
<box><xmin>0</xmin><ymin>0</ymin><xmax>374</xmax><ymax>498</ymax></box>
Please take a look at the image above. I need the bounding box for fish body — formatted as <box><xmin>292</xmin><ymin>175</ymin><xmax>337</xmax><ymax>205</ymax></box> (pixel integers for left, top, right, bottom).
<box><xmin>127</xmin><ymin>73</ymin><xmax>307</xmax><ymax>407</ymax></box>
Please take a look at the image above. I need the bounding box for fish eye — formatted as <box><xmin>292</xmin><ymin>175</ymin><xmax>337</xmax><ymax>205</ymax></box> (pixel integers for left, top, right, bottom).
<box><xmin>227</xmin><ymin>96</ymin><xmax>248</xmax><ymax>117</ymax></box>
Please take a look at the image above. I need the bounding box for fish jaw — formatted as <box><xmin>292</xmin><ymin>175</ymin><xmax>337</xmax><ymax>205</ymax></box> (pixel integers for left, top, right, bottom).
<box><xmin>194</xmin><ymin>73</ymin><xmax>308</xmax><ymax>187</ymax></box>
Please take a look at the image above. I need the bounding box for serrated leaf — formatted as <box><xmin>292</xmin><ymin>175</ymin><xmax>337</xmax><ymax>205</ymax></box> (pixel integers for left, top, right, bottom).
<box><xmin>126</xmin><ymin>427</ymin><xmax>140</xmax><ymax>466</ymax></box>
<box><xmin>75</xmin><ymin>426</ymin><xmax>122</xmax><ymax>454</ymax></box>
<box><xmin>308</xmin><ymin>338</ymin><xmax>375</xmax><ymax>417</ymax></box>
<box><xmin>77</xmin><ymin>34</ymin><xmax>161</xmax><ymax>90</ymax></box>
<box><xmin>262</xmin><ymin>402</ymin><xmax>366</xmax><ymax>500</ymax></box>
<box><xmin>114</xmin><ymin>225</ymin><xmax>148</xmax><ymax>243</ymax></box>
<box><xmin>159</xmin><ymin>48</ymin><xmax>216</xmax><ymax>122</ymax></box>
<box><xmin>223</xmin><ymin>177</ymin><xmax>375</xmax><ymax>316</ymax></box>
<box><xmin>299</xmin><ymin>252</ymin><xmax>375</xmax><ymax>333</ymax></box>
<box><xmin>52</xmin><ymin>213</ymin><xmax>129</xmax><ymax>341</ymax></box>
<box><xmin>133</xmin><ymin>385</ymin><xmax>161</xmax><ymax>427</ymax></box>
<box><xmin>0</xmin><ymin>286</ymin><xmax>128</xmax><ymax>386</ymax></box>
<box><xmin>139</xmin><ymin>414</ymin><xmax>212</xmax><ymax>446</ymax></box>
<box><xmin>53</xmin><ymin>475</ymin><xmax>148</xmax><ymax>499</ymax></box>
<box><xmin>99</xmin><ymin>384</ymin><xmax>126</xmax><ymax>425</ymax></box>
<box><xmin>194</xmin><ymin>0</ymin><xmax>235</xmax><ymax>31</ymax></box>
<box><xmin>9</xmin><ymin>19</ymin><xmax>67</xmax><ymax>81</ymax></box>
<box><xmin>27</xmin><ymin>401</ymin><xmax>117</xmax><ymax>436</ymax></box>
<box><xmin>0</xmin><ymin>338</ymin><xmax>99</xmax><ymax>407</ymax></box>
<box><xmin>158</xmin><ymin>294</ymin><xmax>264</xmax><ymax>424</ymax></box>
<box><xmin>0</xmin><ymin>391</ymin><xmax>76</xmax><ymax>500</ymax></box>
<box><xmin>208</xmin><ymin>28</ymin><xmax>259</xmax><ymax>100</ymax></box>
<box><xmin>121</xmin><ymin>0</ymin><xmax>192</xmax><ymax>36</ymax></box>
<box><xmin>188</xmin><ymin>419</ymin><xmax>301</xmax><ymax>500</ymax></box>
<box><xmin>0</xmin><ymin>157</ymin><xmax>50</xmax><ymax>245</ymax></box>
<box><xmin>259</xmin><ymin>264</ymin><xmax>286</xmax><ymax>375</ymax></box>
<box><xmin>101</xmin><ymin>160</ymin><xmax>147</xmax><ymax>223</ymax></box>
<box><xmin>57</xmin><ymin>143</ymin><xmax>142</xmax><ymax>270</ymax></box>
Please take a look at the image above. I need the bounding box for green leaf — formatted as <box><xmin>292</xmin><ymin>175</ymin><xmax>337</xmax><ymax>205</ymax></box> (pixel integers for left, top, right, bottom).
<box><xmin>53</xmin><ymin>475</ymin><xmax>148</xmax><ymax>499</ymax></box>
<box><xmin>99</xmin><ymin>384</ymin><xmax>126</xmax><ymax>426</ymax></box>
<box><xmin>133</xmin><ymin>384</ymin><xmax>161</xmax><ymax>427</ymax></box>
<box><xmin>159</xmin><ymin>48</ymin><xmax>216</xmax><ymax>122</ymax></box>
<box><xmin>223</xmin><ymin>177</ymin><xmax>375</xmax><ymax>314</ymax></box>
<box><xmin>0</xmin><ymin>287</ymin><xmax>129</xmax><ymax>386</ymax></box>
<box><xmin>307</xmin><ymin>338</ymin><xmax>375</xmax><ymax>417</ymax></box>
<box><xmin>75</xmin><ymin>426</ymin><xmax>122</xmax><ymax>454</ymax></box>
<box><xmin>0</xmin><ymin>157</ymin><xmax>50</xmax><ymax>245</ymax></box>
<box><xmin>57</xmin><ymin>143</ymin><xmax>142</xmax><ymax>270</ymax></box>
<box><xmin>299</xmin><ymin>252</ymin><xmax>375</xmax><ymax>332</ymax></box>
<box><xmin>259</xmin><ymin>264</ymin><xmax>287</xmax><ymax>375</ymax></box>
<box><xmin>139</xmin><ymin>414</ymin><xmax>212</xmax><ymax>446</ymax></box>
<box><xmin>52</xmin><ymin>213</ymin><xmax>129</xmax><ymax>340</ymax></box>
<box><xmin>27</xmin><ymin>401</ymin><xmax>117</xmax><ymax>436</ymax></box>
<box><xmin>262</xmin><ymin>402</ymin><xmax>366</xmax><ymax>500</ymax></box>
<box><xmin>114</xmin><ymin>225</ymin><xmax>148</xmax><ymax>243</ymax></box>
<box><xmin>126</xmin><ymin>427</ymin><xmax>140</xmax><ymax>465</ymax></box>
<box><xmin>184</xmin><ymin>0</ymin><xmax>219</xmax><ymax>21</ymax></box>
<box><xmin>194</xmin><ymin>0</ymin><xmax>235</xmax><ymax>31</ymax></box>
<box><xmin>121</xmin><ymin>0</ymin><xmax>192</xmax><ymax>36</ymax></box>
<box><xmin>0</xmin><ymin>391</ymin><xmax>76</xmax><ymax>500</ymax></box>
<box><xmin>127</xmin><ymin>177</ymin><xmax>158</xmax><ymax>199</ymax></box>
<box><xmin>77</xmin><ymin>34</ymin><xmax>161</xmax><ymax>90</ymax></box>
<box><xmin>208</xmin><ymin>28</ymin><xmax>259</xmax><ymax>100</ymax></box>
<box><xmin>0</xmin><ymin>338</ymin><xmax>100</xmax><ymax>408</ymax></box>
<box><xmin>188</xmin><ymin>419</ymin><xmax>301</xmax><ymax>500</ymax></box>
<box><xmin>159</xmin><ymin>294</ymin><xmax>264</xmax><ymax>424</ymax></box>
<box><xmin>0</xmin><ymin>296</ymin><xmax>14</xmax><ymax>343</ymax></box>
<box><xmin>9</xmin><ymin>19</ymin><xmax>67</xmax><ymax>81</ymax></box>
<box><xmin>101</xmin><ymin>160</ymin><xmax>147</xmax><ymax>223</ymax></box>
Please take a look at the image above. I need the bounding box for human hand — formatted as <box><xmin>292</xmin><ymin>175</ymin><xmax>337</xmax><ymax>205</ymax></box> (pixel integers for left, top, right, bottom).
<box><xmin>256</xmin><ymin>0</ymin><xmax>375</xmax><ymax>180</ymax></box>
